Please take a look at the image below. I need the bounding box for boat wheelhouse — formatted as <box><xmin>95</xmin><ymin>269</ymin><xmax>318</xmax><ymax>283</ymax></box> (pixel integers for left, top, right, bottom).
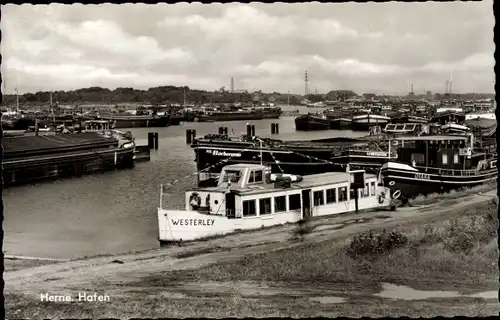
<box><xmin>158</xmin><ymin>164</ymin><xmax>394</xmax><ymax>243</ymax></box>
<box><xmin>380</xmin><ymin>133</ymin><xmax>497</xmax><ymax>201</ymax></box>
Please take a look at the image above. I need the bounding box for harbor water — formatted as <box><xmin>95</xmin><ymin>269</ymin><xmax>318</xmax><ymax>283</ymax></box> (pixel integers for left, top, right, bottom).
<box><xmin>3</xmin><ymin>106</ymin><xmax>367</xmax><ymax>259</ymax></box>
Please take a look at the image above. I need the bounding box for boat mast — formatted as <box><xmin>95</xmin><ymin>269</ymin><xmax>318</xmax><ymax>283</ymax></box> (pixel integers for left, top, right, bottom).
<box><xmin>260</xmin><ymin>139</ymin><xmax>263</xmax><ymax>166</ymax></box>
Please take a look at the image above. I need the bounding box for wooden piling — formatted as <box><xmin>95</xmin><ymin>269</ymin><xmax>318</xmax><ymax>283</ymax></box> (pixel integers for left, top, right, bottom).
<box><xmin>271</xmin><ymin>123</ymin><xmax>279</xmax><ymax>134</ymax></box>
<box><xmin>148</xmin><ymin>132</ymin><xmax>155</xmax><ymax>148</ymax></box>
<box><xmin>186</xmin><ymin>130</ymin><xmax>193</xmax><ymax>144</ymax></box>
<box><xmin>154</xmin><ymin>132</ymin><xmax>159</xmax><ymax>149</ymax></box>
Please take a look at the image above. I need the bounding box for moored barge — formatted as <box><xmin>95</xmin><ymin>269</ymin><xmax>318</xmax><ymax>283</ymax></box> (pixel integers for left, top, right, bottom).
<box><xmin>2</xmin><ymin>123</ymin><xmax>136</xmax><ymax>186</ymax></box>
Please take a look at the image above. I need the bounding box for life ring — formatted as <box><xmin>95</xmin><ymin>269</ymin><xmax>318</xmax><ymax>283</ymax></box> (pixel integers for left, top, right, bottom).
<box><xmin>388</xmin><ymin>181</ymin><xmax>395</xmax><ymax>186</ymax></box>
<box><xmin>392</xmin><ymin>190</ymin><xmax>401</xmax><ymax>200</ymax></box>
<box><xmin>189</xmin><ymin>192</ymin><xmax>202</xmax><ymax>209</ymax></box>
<box><xmin>378</xmin><ymin>192</ymin><xmax>386</xmax><ymax>204</ymax></box>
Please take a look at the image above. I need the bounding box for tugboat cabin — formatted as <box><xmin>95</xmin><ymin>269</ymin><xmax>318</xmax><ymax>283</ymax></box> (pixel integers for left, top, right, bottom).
<box><xmin>392</xmin><ymin>134</ymin><xmax>491</xmax><ymax>173</ymax></box>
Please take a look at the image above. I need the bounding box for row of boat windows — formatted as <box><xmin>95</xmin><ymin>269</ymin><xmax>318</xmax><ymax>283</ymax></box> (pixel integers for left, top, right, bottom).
<box><xmin>411</xmin><ymin>153</ymin><xmax>460</xmax><ymax>165</ymax></box>
<box><xmin>241</xmin><ymin>182</ymin><xmax>376</xmax><ymax>217</ymax></box>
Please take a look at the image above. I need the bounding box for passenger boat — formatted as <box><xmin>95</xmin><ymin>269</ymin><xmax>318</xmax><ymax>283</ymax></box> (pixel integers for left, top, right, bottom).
<box><xmin>380</xmin><ymin>133</ymin><xmax>497</xmax><ymax>201</ymax></box>
<box><xmin>351</xmin><ymin>114</ymin><xmax>391</xmax><ymax>131</ymax></box>
<box><xmin>294</xmin><ymin>113</ymin><xmax>331</xmax><ymax>131</ymax></box>
<box><xmin>157</xmin><ymin>164</ymin><xmax>395</xmax><ymax>243</ymax></box>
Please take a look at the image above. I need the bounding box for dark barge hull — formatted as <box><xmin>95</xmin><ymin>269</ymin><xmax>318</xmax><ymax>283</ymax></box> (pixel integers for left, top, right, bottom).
<box><xmin>2</xmin><ymin>132</ymin><xmax>135</xmax><ymax>186</ymax></box>
<box><xmin>380</xmin><ymin>162</ymin><xmax>497</xmax><ymax>199</ymax></box>
<box><xmin>3</xmin><ymin>147</ymin><xmax>135</xmax><ymax>186</ymax></box>
<box><xmin>197</xmin><ymin>113</ymin><xmax>263</xmax><ymax>122</ymax></box>
<box><xmin>329</xmin><ymin>118</ymin><xmax>352</xmax><ymax>130</ymax></box>
<box><xmin>100</xmin><ymin>116</ymin><xmax>170</xmax><ymax>128</ymax></box>
<box><xmin>193</xmin><ymin>137</ymin><xmax>392</xmax><ymax>186</ymax></box>
<box><xmin>295</xmin><ymin>115</ymin><xmax>331</xmax><ymax>131</ymax></box>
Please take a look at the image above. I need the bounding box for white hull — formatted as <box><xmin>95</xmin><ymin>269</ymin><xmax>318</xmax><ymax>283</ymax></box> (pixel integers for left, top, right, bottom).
<box><xmin>352</xmin><ymin>115</ymin><xmax>391</xmax><ymax>124</ymax></box>
<box><xmin>465</xmin><ymin>113</ymin><xmax>496</xmax><ymax>121</ymax></box>
<box><xmin>158</xmin><ymin>182</ymin><xmax>392</xmax><ymax>242</ymax></box>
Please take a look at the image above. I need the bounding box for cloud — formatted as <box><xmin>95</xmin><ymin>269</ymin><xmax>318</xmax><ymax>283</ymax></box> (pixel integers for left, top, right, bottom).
<box><xmin>1</xmin><ymin>2</ymin><xmax>494</xmax><ymax>95</ymax></box>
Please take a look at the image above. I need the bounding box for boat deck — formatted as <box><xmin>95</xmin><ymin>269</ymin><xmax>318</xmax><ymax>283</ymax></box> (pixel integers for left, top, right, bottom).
<box><xmin>3</xmin><ymin>132</ymin><xmax>116</xmax><ymax>156</ymax></box>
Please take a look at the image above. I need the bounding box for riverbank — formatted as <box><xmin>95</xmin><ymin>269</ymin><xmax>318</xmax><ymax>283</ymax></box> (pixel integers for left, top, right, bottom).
<box><xmin>4</xmin><ymin>188</ymin><xmax>498</xmax><ymax>318</ymax></box>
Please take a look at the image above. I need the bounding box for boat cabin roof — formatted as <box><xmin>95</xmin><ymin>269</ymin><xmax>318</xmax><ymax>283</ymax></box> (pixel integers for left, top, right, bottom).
<box><xmin>394</xmin><ymin>135</ymin><xmax>468</xmax><ymax>141</ymax></box>
<box><xmin>193</xmin><ymin>171</ymin><xmax>377</xmax><ymax>196</ymax></box>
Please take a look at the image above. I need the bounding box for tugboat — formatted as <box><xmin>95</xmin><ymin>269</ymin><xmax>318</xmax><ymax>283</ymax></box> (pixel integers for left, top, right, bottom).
<box><xmin>157</xmin><ymin>163</ymin><xmax>394</xmax><ymax>243</ymax></box>
<box><xmin>380</xmin><ymin>132</ymin><xmax>497</xmax><ymax>202</ymax></box>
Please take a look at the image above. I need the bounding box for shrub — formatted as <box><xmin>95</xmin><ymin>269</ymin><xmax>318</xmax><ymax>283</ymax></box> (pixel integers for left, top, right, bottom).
<box><xmin>347</xmin><ymin>229</ymin><xmax>408</xmax><ymax>258</ymax></box>
<box><xmin>291</xmin><ymin>219</ymin><xmax>315</xmax><ymax>241</ymax></box>
<box><xmin>444</xmin><ymin>232</ymin><xmax>475</xmax><ymax>255</ymax></box>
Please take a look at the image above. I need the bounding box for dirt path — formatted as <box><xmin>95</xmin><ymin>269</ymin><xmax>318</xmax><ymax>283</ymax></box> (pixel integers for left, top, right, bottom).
<box><xmin>4</xmin><ymin>190</ymin><xmax>497</xmax><ymax>301</ymax></box>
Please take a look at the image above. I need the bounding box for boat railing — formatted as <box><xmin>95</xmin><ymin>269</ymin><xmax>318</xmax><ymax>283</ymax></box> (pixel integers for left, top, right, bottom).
<box><xmin>414</xmin><ymin>165</ymin><xmax>490</xmax><ymax>176</ymax></box>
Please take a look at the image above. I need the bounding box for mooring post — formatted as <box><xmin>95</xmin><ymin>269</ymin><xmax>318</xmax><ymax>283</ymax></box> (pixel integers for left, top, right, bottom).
<box><xmin>251</xmin><ymin>125</ymin><xmax>256</xmax><ymax>136</ymax></box>
<box><xmin>191</xmin><ymin>129</ymin><xmax>196</xmax><ymax>142</ymax></box>
<box><xmin>355</xmin><ymin>188</ymin><xmax>359</xmax><ymax>214</ymax></box>
<box><xmin>246</xmin><ymin>124</ymin><xmax>252</xmax><ymax>138</ymax></box>
<box><xmin>218</xmin><ymin>127</ymin><xmax>224</xmax><ymax>135</ymax></box>
<box><xmin>148</xmin><ymin>132</ymin><xmax>154</xmax><ymax>149</ymax></box>
<box><xmin>223</xmin><ymin>127</ymin><xmax>228</xmax><ymax>135</ymax></box>
<box><xmin>186</xmin><ymin>129</ymin><xmax>192</xmax><ymax>144</ymax></box>
<box><xmin>154</xmin><ymin>132</ymin><xmax>159</xmax><ymax>150</ymax></box>
<box><xmin>274</xmin><ymin>123</ymin><xmax>279</xmax><ymax>134</ymax></box>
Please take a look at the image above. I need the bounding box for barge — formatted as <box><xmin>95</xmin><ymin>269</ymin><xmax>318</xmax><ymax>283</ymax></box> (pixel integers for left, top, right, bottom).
<box><xmin>158</xmin><ymin>163</ymin><xmax>394</xmax><ymax>243</ymax></box>
<box><xmin>2</xmin><ymin>122</ymin><xmax>136</xmax><ymax>186</ymax></box>
<box><xmin>192</xmin><ymin>134</ymin><xmax>395</xmax><ymax>187</ymax></box>
<box><xmin>294</xmin><ymin>114</ymin><xmax>331</xmax><ymax>131</ymax></box>
<box><xmin>98</xmin><ymin>114</ymin><xmax>171</xmax><ymax>128</ymax></box>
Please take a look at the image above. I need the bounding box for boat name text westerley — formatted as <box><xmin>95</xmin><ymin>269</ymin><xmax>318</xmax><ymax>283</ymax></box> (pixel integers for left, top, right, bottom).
<box><xmin>171</xmin><ymin>219</ymin><xmax>215</xmax><ymax>226</ymax></box>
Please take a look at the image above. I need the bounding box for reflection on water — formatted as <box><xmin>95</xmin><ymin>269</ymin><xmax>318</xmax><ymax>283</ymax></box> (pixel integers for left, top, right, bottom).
<box><xmin>3</xmin><ymin>108</ymin><xmax>366</xmax><ymax>259</ymax></box>
<box><xmin>375</xmin><ymin>283</ymin><xmax>497</xmax><ymax>301</ymax></box>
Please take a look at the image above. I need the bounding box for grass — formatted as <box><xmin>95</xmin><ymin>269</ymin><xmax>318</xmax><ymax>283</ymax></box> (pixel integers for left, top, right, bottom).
<box><xmin>411</xmin><ymin>181</ymin><xmax>497</xmax><ymax>205</ymax></box>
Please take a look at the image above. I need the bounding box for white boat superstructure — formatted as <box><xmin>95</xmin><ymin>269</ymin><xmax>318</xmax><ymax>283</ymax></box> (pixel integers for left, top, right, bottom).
<box><xmin>465</xmin><ymin>112</ymin><xmax>496</xmax><ymax>121</ymax></box>
<box><xmin>157</xmin><ymin>164</ymin><xmax>394</xmax><ymax>243</ymax></box>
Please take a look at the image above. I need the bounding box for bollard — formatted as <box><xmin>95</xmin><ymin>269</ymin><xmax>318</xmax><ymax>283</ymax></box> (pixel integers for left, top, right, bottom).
<box><xmin>154</xmin><ymin>132</ymin><xmax>159</xmax><ymax>149</ymax></box>
<box><xmin>251</xmin><ymin>125</ymin><xmax>256</xmax><ymax>136</ymax></box>
<box><xmin>246</xmin><ymin>124</ymin><xmax>252</xmax><ymax>137</ymax></box>
<box><xmin>191</xmin><ymin>130</ymin><xmax>196</xmax><ymax>142</ymax></box>
<box><xmin>218</xmin><ymin>127</ymin><xmax>224</xmax><ymax>135</ymax></box>
<box><xmin>223</xmin><ymin>127</ymin><xmax>228</xmax><ymax>135</ymax></box>
<box><xmin>148</xmin><ymin>132</ymin><xmax>155</xmax><ymax>149</ymax></box>
<box><xmin>186</xmin><ymin>129</ymin><xmax>193</xmax><ymax>144</ymax></box>
<box><xmin>274</xmin><ymin>123</ymin><xmax>279</xmax><ymax>134</ymax></box>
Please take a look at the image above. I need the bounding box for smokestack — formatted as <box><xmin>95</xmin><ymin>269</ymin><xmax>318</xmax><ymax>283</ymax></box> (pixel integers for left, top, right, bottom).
<box><xmin>230</xmin><ymin>77</ymin><xmax>234</xmax><ymax>93</ymax></box>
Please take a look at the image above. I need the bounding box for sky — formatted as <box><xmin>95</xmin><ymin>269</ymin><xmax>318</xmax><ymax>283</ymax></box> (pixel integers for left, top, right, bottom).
<box><xmin>1</xmin><ymin>1</ymin><xmax>495</xmax><ymax>95</ymax></box>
